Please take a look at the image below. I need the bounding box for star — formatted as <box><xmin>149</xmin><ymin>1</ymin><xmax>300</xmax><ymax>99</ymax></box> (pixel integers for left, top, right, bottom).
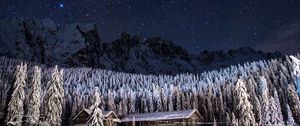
<box><xmin>59</xmin><ymin>3</ymin><xmax>64</xmax><ymax>8</ymax></box>
<box><xmin>0</xmin><ymin>0</ymin><xmax>299</xmax><ymax>54</ymax></box>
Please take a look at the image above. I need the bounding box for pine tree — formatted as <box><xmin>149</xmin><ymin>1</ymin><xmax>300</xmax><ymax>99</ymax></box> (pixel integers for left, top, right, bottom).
<box><xmin>287</xmin><ymin>84</ymin><xmax>300</xmax><ymax>124</ymax></box>
<box><xmin>286</xmin><ymin>104</ymin><xmax>296</xmax><ymax>126</ymax></box>
<box><xmin>176</xmin><ymin>88</ymin><xmax>181</xmax><ymax>111</ymax></box>
<box><xmin>168</xmin><ymin>95</ymin><xmax>173</xmax><ymax>111</ymax></box>
<box><xmin>107</xmin><ymin>90</ymin><xmax>116</xmax><ymax>112</ymax></box>
<box><xmin>149</xmin><ymin>93</ymin><xmax>154</xmax><ymax>112</ymax></box>
<box><xmin>26</xmin><ymin>66</ymin><xmax>42</xmax><ymax>125</ymax></box>
<box><xmin>205</xmin><ymin>96</ymin><xmax>213</xmax><ymax>122</ymax></box>
<box><xmin>269</xmin><ymin>97</ymin><xmax>280</xmax><ymax>125</ymax></box>
<box><xmin>225</xmin><ymin>112</ymin><xmax>231</xmax><ymax>126</ymax></box>
<box><xmin>181</xmin><ymin>92</ymin><xmax>187</xmax><ymax>110</ymax></box>
<box><xmin>206</xmin><ymin>87</ymin><xmax>214</xmax><ymax>121</ymax></box>
<box><xmin>231</xmin><ymin>113</ymin><xmax>238</xmax><ymax>126</ymax></box>
<box><xmin>233</xmin><ymin>79</ymin><xmax>256</xmax><ymax>126</ymax></box>
<box><xmin>122</xmin><ymin>94</ymin><xmax>128</xmax><ymax>115</ymax></box>
<box><xmin>43</xmin><ymin>66</ymin><xmax>64</xmax><ymax>126</ymax></box>
<box><xmin>252</xmin><ymin>96</ymin><xmax>261</xmax><ymax>125</ymax></box>
<box><xmin>289</xmin><ymin>56</ymin><xmax>300</xmax><ymax>96</ymax></box>
<box><xmin>87</xmin><ymin>87</ymin><xmax>104</xmax><ymax>126</ymax></box>
<box><xmin>213</xmin><ymin>118</ymin><xmax>217</xmax><ymax>126</ymax></box>
<box><xmin>129</xmin><ymin>91</ymin><xmax>136</xmax><ymax>113</ymax></box>
<box><xmin>5</xmin><ymin>63</ymin><xmax>27</xmax><ymax>126</ymax></box>
<box><xmin>192</xmin><ymin>91</ymin><xmax>198</xmax><ymax>110</ymax></box>
<box><xmin>259</xmin><ymin>76</ymin><xmax>271</xmax><ymax>125</ymax></box>
<box><xmin>141</xmin><ymin>93</ymin><xmax>148</xmax><ymax>113</ymax></box>
<box><xmin>271</xmin><ymin>90</ymin><xmax>284</xmax><ymax>125</ymax></box>
<box><xmin>216</xmin><ymin>92</ymin><xmax>225</xmax><ymax>121</ymax></box>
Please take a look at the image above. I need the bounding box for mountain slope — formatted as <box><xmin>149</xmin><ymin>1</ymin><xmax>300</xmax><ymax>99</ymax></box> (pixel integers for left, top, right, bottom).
<box><xmin>0</xmin><ymin>18</ymin><xmax>282</xmax><ymax>74</ymax></box>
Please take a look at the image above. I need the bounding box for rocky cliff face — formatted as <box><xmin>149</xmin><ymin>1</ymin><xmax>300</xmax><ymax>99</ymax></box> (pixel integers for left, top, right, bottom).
<box><xmin>0</xmin><ymin>18</ymin><xmax>101</xmax><ymax>66</ymax></box>
<box><xmin>0</xmin><ymin>18</ymin><xmax>282</xmax><ymax>75</ymax></box>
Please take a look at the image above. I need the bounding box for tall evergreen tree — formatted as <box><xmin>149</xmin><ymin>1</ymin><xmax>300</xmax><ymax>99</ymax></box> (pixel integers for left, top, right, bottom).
<box><xmin>271</xmin><ymin>90</ymin><xmax>284</xmax><ymax>125</ymax></box>
<box><xmin>26</xmin><ymin>66</ymin><xmax>42</xmax><ymax>125</ymax></box>
<box><xmin>286</xmin><ymin>104</ymin><xmax>296</xmax><ymax>126</ymax></box>
<box><xmin>269</xmin><ymin>97</ymin><xmax>283</xmax><ymax>125</ymax></box>
<box><xmin>287</xmin><ymin>84</ymin><xmax>300</xmax><ymax>124</ymax></box>
<box><xmin>233</xmin><ymin>79</ymin><xmax>256</xmax><ymax>126</ymax></box>
<box><xmin>5</xmin><ymin>63</ymin><xmax>27</xmax><ymax>126</ymax></box>
<box><xmin>43</xmin><ymin>66</ymin><xmax>64</xmax><ymax>126</ymax></box>
<box><xmin>290</xmin><ymin>56</ymin><xmax>300</xmax><ymax>97</ymax></box>
<box><xmin>225</xmin><ymin>112</ymin><xmax>231</xmax><ymax>126</ymax></box>
<box><xmin>231</xmin><ymin>113</ymin><xmax>238</xmax><ymax>126</ymax></box>
<box><xmin>87</xmin><ymin>87</ymin><xmax>104</xmax><ymax>126</ymax></box>
<box><xmin>107</xmin><ymin>90</ymin><xmax>116</xmax><ymax>112</ymax></box>
<box><xmin>259</xmin><ymin>76</ymin><xmax>271</xmax><ymax>125</ymax></box>
<box><xmin>252</xmin><ymin>96</ymin><xmax>261</xmax><ymax>125</ymax></box>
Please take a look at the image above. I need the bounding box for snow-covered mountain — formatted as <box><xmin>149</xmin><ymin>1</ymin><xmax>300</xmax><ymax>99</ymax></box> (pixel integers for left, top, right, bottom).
<box><xmin>0</xmin><ymin>18</ymin><xmax>282</xmax><ymax>74</ymax></box>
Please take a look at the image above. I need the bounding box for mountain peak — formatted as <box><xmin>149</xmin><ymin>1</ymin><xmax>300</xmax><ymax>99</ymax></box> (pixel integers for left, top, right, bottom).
<box><xmin>0</xmin><ymin>18</ymin><xmax>282</xmax><ymax>74</ymax></box>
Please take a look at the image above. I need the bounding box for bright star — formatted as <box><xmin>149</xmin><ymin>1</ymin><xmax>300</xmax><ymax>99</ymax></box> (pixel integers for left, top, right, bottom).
<box><xmin>59</xmin><ymin>3</ymin><xmax>64</xmax><ymax>8</ymax></box>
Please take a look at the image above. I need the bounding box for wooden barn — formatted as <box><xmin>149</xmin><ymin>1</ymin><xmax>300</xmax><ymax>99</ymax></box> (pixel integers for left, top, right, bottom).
<box><xmin>72</xmin><ymin>108</ymin><xmax>120</xmax><ymax>126</ymax></box>
<box><xmin>120</xmin><ymin>109</ymin><xmax>203</xmax><ymax>126</ymax></box>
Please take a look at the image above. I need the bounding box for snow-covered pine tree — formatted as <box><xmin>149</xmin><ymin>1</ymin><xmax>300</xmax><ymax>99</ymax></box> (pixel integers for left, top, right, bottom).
<box><xmin>289</xmin><ymin>55</ymin><xmax>300</xmax><ymax>97</ymax></box>
<box><xmin>269</xmin><ymin>97</ymin><xmax>282</xmax><ymax>125</ymax></box>
<box><xmin>287</xmin><ymin>84</ymin><xmax>300</xmax><ymax>124</ymax></box>
<box><xmin>162</xmin><ymin>89</ymin><xmax>168</xmax><ymax>111</ymax></box>
<box><xmin>168</xmin><ymin>94</ymin><xmax>173</xmax><ymax>111</ymax></box>
<box><xmin>272</xmin><ymin>90</ymin><xmax>284</xmax><ymax>125</ymax></box>
<box><xmin>149</xmin><ymin>93</ymin><xmax>154</xmax><ymax>112</ymax></box>
<box><xmin>225</xmin><ymin>112</ymin><xmax>231</xmax><ymax>125</ymax></box>
<box><xmin>121</xmin><ymin>93</ymin><xmax>128</xmax><ymax>115</ymax></box>
<box><xmin>252</xmin><ymin>96</ymin><xmax>261</xmax><ymax>125</ymax></box>
<box><xmin>141</xmin><ymin>93</ymin><xmax>148</xmax><ymax>113</ymax></box>
<box><xmin>192</xmin><ymin>91</ymin><xmax>198</xmax><ymax>110</ymax></box>
<box><xmin>231</xmin><ymin>113</ymin><xmax>238</xmax><ymax>126</ymax></box>
<box><xmin>26</xmin><ymin>66</ymin><xmax>42</xmax><ymax>125</ymax></box>
<box><xmin>107</xmin><ymin>90</ymin><xmax>116</xmax><ymax>112</ymax></box>
<box><xmin>175</xmin><ymin>87</ymin><xmax>181</xmax><ymax>111</ymax></box>
<box><xmin>216</xmin><ymin>92</ymin><xmax>225</xmax><ymax>122</ymax></box>
<box><xmin>246</xmin><ymin>77</ymin><xmax>261</xmax><ymax>124</ymax></box>
<box><xmin>213</xmin><ymin>118</ymin><xmax>217</xmax><ymax>126</ymax></box>
<box><xmin>286</xmin><ymin>104</ymin><xmax>296</xmax><ymax>126</ymax></box>
<box><xmin>205</xmin><ymin>96</ymin><xmax>213</xmax><ymax>122</ymax></box>
<box><xmin>5</xmin><ymin>63</ymin><xmax>27</xmax><ymax>126</ymax></box>
<box><xmin>181</xmin><ymin>92</ymin><xmax>187</xmax><ymax>110</ymax></box>
<box><xmin>258</xmin><ymin>76</ymin><xmax>271</xmax><ymax>125</ymax></box>
<box><xmin>117</xmin><ymin>104</ymin><xmax>122</xmax><ymax>117</ymax></box>
<box><xmin>206</xmin><ymin>87</ymin><xmax>214</xmax><ymax>122</ymax></box>
<box><xmin>129</xmin><ymin>91</ymin><xmax>136</xmax><ymax>113</ymax></box>
<box><xmin>43</xmin><ymin>66</ymin><xmax>64</xmax><ymax>126</ymax></box>
<box><xmin>87</xmin><ymin>87</ymin><xmax>104</xmax><ymax>126</ymax></box>
<box><xmin>233</xmin><ymin>79</ymin><xmax>256</xmax><ymax>126</ymax></box>
<box><xmin>186</xmin><ymin>92</ymin><xmax>191</xmax><ymax>109</ymax></box>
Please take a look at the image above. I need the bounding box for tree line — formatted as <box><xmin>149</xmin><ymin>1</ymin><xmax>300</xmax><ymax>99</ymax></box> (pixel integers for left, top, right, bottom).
<box><xmin>0</xmin><ymin>54</ymin><xmax>299</xmax><ymax>125</ymax></box>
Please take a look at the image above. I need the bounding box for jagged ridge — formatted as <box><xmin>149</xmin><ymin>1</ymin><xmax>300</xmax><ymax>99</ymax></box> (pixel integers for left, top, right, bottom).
<box><xmin>0</xmin><ymin>18</ymin><xmax>282</xmax><ymax>75</ymax></box>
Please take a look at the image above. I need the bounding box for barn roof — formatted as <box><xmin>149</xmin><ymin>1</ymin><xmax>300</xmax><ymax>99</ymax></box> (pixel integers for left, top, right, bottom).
<box><xmin>72</xmin><ymin>108</ymin><xmax>118</xmax><ymax>120</ymax></box>
<box><xmin>121</xmin><ymin>109</ymin><xmax>202</xmax><ymax>122</ymax></box>
<box><xmin>83</xmin><ymin>108</ymin><xmax>117</xmax><ymax>118</ymax></box>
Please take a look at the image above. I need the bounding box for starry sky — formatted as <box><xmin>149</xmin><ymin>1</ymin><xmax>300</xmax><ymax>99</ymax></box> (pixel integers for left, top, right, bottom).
<box><xmin>0</xmin><ymin>0</ymin><xmax>300</xmax><ymax>54</ymax></box>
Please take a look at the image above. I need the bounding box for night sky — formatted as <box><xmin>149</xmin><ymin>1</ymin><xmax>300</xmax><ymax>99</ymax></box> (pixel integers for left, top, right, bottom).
<box><xmin>0</xmin><ymin>0</ymin><xmax>300</xmax><ymax>54</ymax></box>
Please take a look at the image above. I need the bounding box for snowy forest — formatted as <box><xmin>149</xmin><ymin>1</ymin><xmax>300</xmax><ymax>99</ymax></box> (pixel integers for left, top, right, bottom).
<box><xmin>0</xmin><ymin>53</ymin><xmax>300</xmax><ymax>126</ymax></box>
